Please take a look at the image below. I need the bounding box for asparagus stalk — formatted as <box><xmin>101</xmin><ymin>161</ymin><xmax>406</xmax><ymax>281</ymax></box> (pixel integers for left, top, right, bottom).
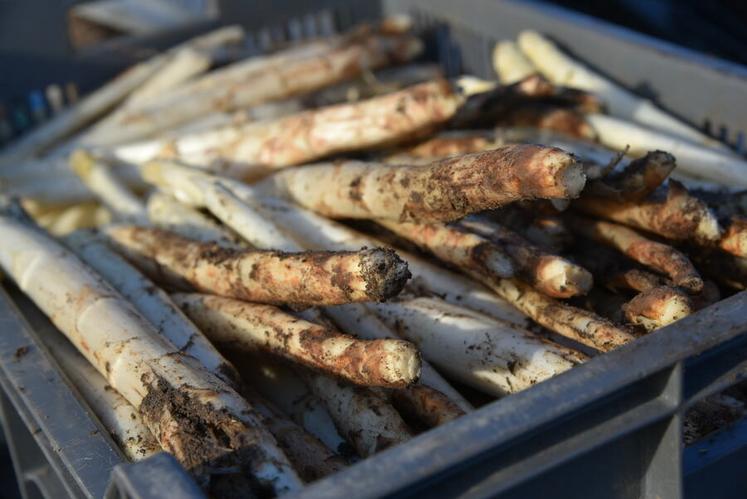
<box><xmin>389</xmin><ymin>384</ymin><xmax>465</xmax><ymax>428</ymax></box>
<box><xmin>496</xmin><ymin>105</ymin><xmax>596</xmax><ymax>140</ymax></box>
<box><xmin>0</xmin><ymin>201</ymin><xmax>301</xmax><ymax>495</ymax></box>
<box><xmin>377</xmin><ymin>219</ymin><xmax>515</xmax><ymax>280</ymax></box>
<box><xmin>493</xmin><ymin>40</ymin><xmax>537</xmax><ymax>84</ymax></box>
<box><xmin>64</xmin><ymin>229</ymin><xmax>240</xmax><ymax>386</ymax></box>
<box><xmin>570</xmin><ymin>215</ymin><xmax>703</xmax><ymax>293</ymax></box>
<box><xmin>371</xmin><ymin>297</ymin><xmax>586</xmax><ymax>396</ymax></box>
<box><xmin>172</xmin><ymin>293</ymin><xmax>421</xmax><ymax>388</ymax></box>
<box><xmin>146</xmin><ymin>192</ymin><xmax>240</xmax><ymax>246</ymax></box>
<box><xmin>720</xmin><ymin>216</ymin><xmax>747</xmax><ymax>258</ymax></box>
<box><xmin>39</xmin><ymin>327</ymin><xmax>160</xmax><ymax>461</ymax></box>
<box><xmin>517</xmin><ymin>30</ymin><xmax>732</xmax><ymax>151</ymax></box>
<box><xmin>86</xmin><ymin>24</ymin><xmax>423</xmax><ymax>145</ymax></box>
<box><xmin>576</xmin><ymin>180</ymin><xmax>723</xmax><ymax>244</ymax></box>
<box><xmin>305</xmin><ymin>372</ymin><xmax>413</xmax><ymax>457</ymax></box>
<box><xmin>70</xmin><ymin>150</ymin><xmax>147</xmax><ymax>223</ymax></box>
<box><xmin>585</xmin><ymin>150</ymin><xmax>675</xmax><ymax>201</ymax></box>
<box><xmin>39</xmin><ymin>203</ymin><xmax>111</xmax><ymax>236</ymax></box>
<box><xmin>459</xmin><ymin>217</ymin><xmax>592</xmax><ymax>298</ymax></box>
<box><xmin>264</xmin><ymin>145</ymin><xmax>586</xmax><ymax>222</ymax></box>
<box><xmin>585</xmin><ymin>114</ymin><xmax>747</xmax><ymax>187</ymax></box>
<box><xmin>106</xmin><ymin>225</ymin><xmax>410</xmax><ymax>306</ymax></box>
<box><xmin>114</xmin><ymin>79</ymin><xmax>461</xmax><ymax>177</ymax></box>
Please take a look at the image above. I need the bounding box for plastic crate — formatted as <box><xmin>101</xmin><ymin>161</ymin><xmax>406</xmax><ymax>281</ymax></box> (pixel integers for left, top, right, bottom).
<box><xmin>1</xmin><ymin>1</ymin><xmax>747</xmax><ymax>498</ymax></box>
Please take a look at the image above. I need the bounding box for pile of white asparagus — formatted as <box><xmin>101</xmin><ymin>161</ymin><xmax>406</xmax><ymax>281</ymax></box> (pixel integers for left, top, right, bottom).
<box><xmin>1</xmin><ymin>17</ymin><xmax>746</xmax><ymax>496</ymax></box>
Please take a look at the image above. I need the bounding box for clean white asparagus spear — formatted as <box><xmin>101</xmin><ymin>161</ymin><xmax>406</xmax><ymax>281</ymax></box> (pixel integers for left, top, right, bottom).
<box><xmin>263</xmin><ymin>145</ymin><xmax>586</xmax><ymax>222</ymax></box>
<box><xmin>305</xmin><ymin>372</ymin><xmax>413</xmax><ymax>457</ymax></box>
<box><xmin>146</xmin><ymin>192</ymin><xmax>239</xmax><ymax>246</ymax></box>
<box><xmin>106</xmin><ymin>225</ymin><xmax>410</xmax><ymax>306</ymax></box>
<box><xmin>172</xmin><ymin>293</ymin><xmax>421</xmax><ymax>388</ymax></box>
<box><xmin>585</xmin><ymin>114</ymin><xmax>747</xmax><ymax>187</ymax></box>
<box><xmin>493</xmin><ymin>40</ymin><xmax>537</xmax><ymax>84</ymax></box>
<box><xmin>0</xmin><ymin>202</ymin><xmax>302</xmax><ymax>494</ymax></box>
<box><xmin>517</xmin><ymin>30</ymin><xmax>732</xmax><ymax>151</ymax></box>
<box><xmin>64</xmin><ymin>229</ymin><xmax>240</xmax><ymax>387</ymax></box>
<box><xmin>371</xmin><ymin>297</ymin><xmax>585</xmax><ymax>396</ymax></box>
<box><xmin>70</xmin><ymin>150</ymin><xmax>147</xmax><ymax>223</ymax></box>
<box><xmin>39</xmin><ymin>327</ymin><xmax>160</xmax><ymax>461</ymax></box>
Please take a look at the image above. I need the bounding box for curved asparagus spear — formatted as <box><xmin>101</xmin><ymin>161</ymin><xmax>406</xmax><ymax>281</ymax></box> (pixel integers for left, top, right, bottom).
<box><xmin>493</xmin><ymin>40</ymin><xmax>536</xmax><ymax>84</ymax></box>
<box><xmin>459</xmin><ymin>217</ymin><xmax>592</xmax><ymax>298</ymax></box>
<box><xmin>264</xmin><ymin>145</ymin><xmax>586</xmax><ymax>222</ymax></box>
<box><xmin>106</xmin><ymin>225</ymin><xmax>410</xmax><ymax>306</ymax></box>
<box><xmin>622</xmin><ymin>286</ymin><xmax>693</xmax><ymax>331</ymax></box>
<box><xmin>39</xmin><ymin>328</ymin><xmax>160</xmax><ymax>461</ymax></box>
<box><xmin>576</xmin><ymin>180</ymin><xmax>722</xmax><ymax>244</ymax></box>
<box><xmin>570</xmin><ymin>215</ymin><xmax>703</xmax><ymax>293</ymax></box>
<box><xmin>70</xmin><ymin>150</ymin><xmax>147</xmax><ymax>223</ymax></box>
<box><xmin>0</xmin><ymin>203</ymin><xmax>301</xmax><ymax>495</ymax></box>
<box><xmin>64</xmin><ymin>229</ymin><xmax>240</xmax><ymax>387</ymax></box>
<box><xmin>587</xmin><ymin>150</ymin><xmax>675</xmax><ymax>201</ymax></box>
<box><xmin>517</xmin><ymin>30</ymin><xmax>731</xmax><ymax>150</ymax></box>
<box><xmin>173</xmin><ymin>293</ymin><xmax>421</xmax><ymax>387</ymax></box>
<box><xmin>377</xmin><ymin>219</ymin><xmax>515</xmax><ymax>280</ymax></box>
<box><xmin>371</xmin><ymin>297</ymin><xmax>586</xmax><ymax>396</ymax></box>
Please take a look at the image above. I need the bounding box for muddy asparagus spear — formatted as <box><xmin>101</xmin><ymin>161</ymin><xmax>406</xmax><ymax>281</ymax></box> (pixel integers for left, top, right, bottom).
<box><xmin>720</xmin><ymin>216</ymin><xmax>747</xmax><ymax>258</ymax></box>
<box><xmin>0</xmin><ymin>200</ymin><xmax>302</xmax><ymax>495</ymax></box>
<box><xmin>263</xmin><ymin>145</ymin><xmax>586</xmax><ymax>222</ymax></box>
<box><xmin>459</xmin><ymin>217</ymin><xmax>592</xmax><ymax>298</ymax></box>
<box><xmin>38</xmin><ymin>327</ymin><xmax>160</xmax><ymax>461</ymax></box>
<box><xmin>106</xmin><ymin>225</ymin><xmax>410</xmax><ymax>306</ymax></box>
<box><xmin>584</xmin><ymin>150</ymin><xmax>675</xmax><ymax>201</ymax></box>
<box><xmin>622</xmin><ymin>286</ymin><xmax>693</xmax><ymax>331</ymax></box>
<box><xmin>113</xmin><ymin>79</ymin><xmax>462</xmax><ymax>178</ymax></box>
<box><xmin>173</xmin><ymin>293</ymin><xmax>421</xmax><ymax>388</ymax></box>
<box><xmin>569</xmin><ymin>215</ymin><xmax>703</xmax><ymax>293</ymax></box>
<box><xmin>577</xmin><ymin>180</ymin><xmax>722</xmax><ymax>244</ymax></box>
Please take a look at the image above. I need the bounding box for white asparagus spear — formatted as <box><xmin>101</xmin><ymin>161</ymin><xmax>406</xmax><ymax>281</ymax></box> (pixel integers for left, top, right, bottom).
<box><xmin>38</xmin><ymin>203</ymin><xmax>111</xmax><ymax>236</ymax></box>
<box><xmin>38</xmin><ymin>327</ymin><xmax>160</xmax><ymax>461</ymax></box>
<box><xmin>517</xmin><ymin>30</ymin><xmax>731</xmax><ymax>151</ymax></box>
<box><xmin>0</xmin><ymin>204</ymin><xmax>301</xmax><ymax>494</ymax></box>
<box><xmin>172</xmin><ymin>293</ymin><xmax>421</xmax><ymax>388</ymax></box>
<box><xmin>107</xmin><ymin>225</ymin><xmax>410</xmax><ymax>306</ymax></box>
<box><xmin>70</xmin><ymin>150</ymin><xmax>147</xmax><ymax>223</ymax></box>
<box><xmin>146</xmin><ymin>192</ymin><xmax>239</xmax><ymax>246</ymax></box>
<box><xmin>305</xmin><ymin>372</ymin><xmax>413</xmax><ymax>457</ymax></box>
<box><xmin>64</xmin><ymin>229</ymin><xmax>240</xmax><ymax>387</ymax></box>
<box><xmin>493</xmin><ymin>40</ymin><xmax>537</xmax><ymax>84</ymax></box>
<box><xmin>622</xmin><ymin>286</ymin><xmax>693</xmax><ymax>331</ymax></box>
<box><xmin>263</xmin><ymin>145</ymin><xmax>586</xmax><ymax>222</ymax></box>
<box><xmin>86</xmin><ymin>27</ymin><xmax>423</xmax><ymax>146</ymax></box>
<box><xmin>584</xmin><ymin>114</ymin><xmax>747</xmax><ymax>187</ymax></box>
<box><xmin>141</xmin><ymin>161</ymin><xmax>527</xmax><ymax>324</ymax></box>
<box><xmin>371</xmin><ymin>297</ymin><xmax>585</xmax><ymax>396</ymax></box>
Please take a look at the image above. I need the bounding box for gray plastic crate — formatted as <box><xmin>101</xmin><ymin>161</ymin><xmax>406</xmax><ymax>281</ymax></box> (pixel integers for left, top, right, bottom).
<box><xmin>2</xmin><ymin>1</ymin><xmax>747</xmax><ymax>498</ymax></box>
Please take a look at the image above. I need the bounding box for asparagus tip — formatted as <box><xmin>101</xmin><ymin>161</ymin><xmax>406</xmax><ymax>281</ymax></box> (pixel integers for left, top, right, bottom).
<box><xmin>360</xmin><ymin>248</ymin><xmax>411</xmax><ymax>301</ymax></box>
